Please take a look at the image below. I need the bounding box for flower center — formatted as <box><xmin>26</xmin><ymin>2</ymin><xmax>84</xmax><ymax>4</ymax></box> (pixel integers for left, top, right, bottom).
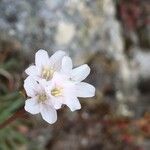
<box><xmin>51</xmin><ymin>87</ymin><xmax>63</xmax><ymax>97</ymax></box>
<box><xmin>38</xmin><ymin>93</ymin><xmax>47</xmax><ymax>103</ymax></box>
<box><xmin>42</xmin><ymin>68</ymin><xmax>54</xmax><ymax>80</ymax></box>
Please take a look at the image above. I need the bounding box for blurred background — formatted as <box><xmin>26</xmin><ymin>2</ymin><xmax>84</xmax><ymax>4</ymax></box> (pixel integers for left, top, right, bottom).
<box><xmin>0</xmin><ymin>0</ymin><xmax>149</xmax><ymax>149</ymax></box>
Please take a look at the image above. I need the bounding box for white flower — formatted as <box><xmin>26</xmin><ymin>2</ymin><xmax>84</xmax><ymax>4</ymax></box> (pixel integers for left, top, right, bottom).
<box><xmin>24</xmin><ymin>50</ymin><xmax>95</xmax><ymax>124</ymax></box>
<box><xmin>25</xmin><ymin>49</ymin><xmax>66</xmax><ymax>81</ymax></box>
<box><xmin>45</xmin><ymin>56</ymin><xmax>95</xmax><ymax>111</ymax></box>
<box><xmin>24</xmin><ymin>77</ymin><xmax>57</xmax><ymax>124</ymax></box>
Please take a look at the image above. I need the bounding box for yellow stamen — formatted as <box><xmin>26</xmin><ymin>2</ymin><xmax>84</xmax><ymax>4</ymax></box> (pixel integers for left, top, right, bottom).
<box><xmin>38</xmin><ymin>93</ymin><xmax>47</xmax><ymax>103</ymax></box>
<box><xmin>51</xmin><ymin>87</ymin><xmax>63</xmax><ymax>97</ymax></box>
<box><xmin>42</xmin><ymin>68</ymin><xmax>54</xmax><ymax>80</ymax></box>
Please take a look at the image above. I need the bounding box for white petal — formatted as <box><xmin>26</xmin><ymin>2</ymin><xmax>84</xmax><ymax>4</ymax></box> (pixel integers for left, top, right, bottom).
<box><xmin>25</xmin><ymin>65</ymin><xmax>38</xmax><ymax>76</ymax></box>
<box><xmin>24</xmin><ymin>77</ymin><xmax>38</xmax><ymax>97</ymax></box>
<box><xmin>49</xmin><ymin>50</ymin><xmax>66</xmax><ymax>70</ymax></box>
<box><xmin>61</xmin><ymin>56</ymin><xmax>73</xmax><ymax>74</ymax></box>
<box><xmin>40</xmin><ymin>104</ymin><xmax>57</xmax><ymax>124</ymax></box>
<box><xmin>53</xmin><ymin>101</ymin><xmax>62</xmax><ymax>109</ymax></box>
<box><xmin>76</xmin><ymin>82</ymin><xmax>95</xmax><ymax>98</ymax></box>
<box><xmin>65</xmin><ymin>96</ymin><xmax>81</xmax><ymax>111</ymax></box>
<box><xmin>71</xmin><ymin>64</ymin><xmax>90</xmax><ymax>82</ymax></box>
<box><xmin>35</xmin><ymin>49</ymin><xmax>49</xmax><ymax>68</ymax></box>
<box><xmin>24</xmin><ymin>98</ymin><xmax>40</xmax><ymax>114</ymax></box>
<box><xmin>51</xmin><ymin>97</ymin><xmax>63</xmax><ymax>109</ymax></box>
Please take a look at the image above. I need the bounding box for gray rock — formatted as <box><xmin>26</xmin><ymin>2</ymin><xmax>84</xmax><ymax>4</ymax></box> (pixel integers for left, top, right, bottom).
<box><xmin>0</xmin><ymin>0</ymin><xmax>123</xmax><ymax>65</ymax></box>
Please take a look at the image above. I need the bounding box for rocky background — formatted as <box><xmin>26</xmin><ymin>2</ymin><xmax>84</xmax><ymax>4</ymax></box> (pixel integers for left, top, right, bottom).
<box><xmin>0</xmin><ymin>0</ymin><xmax>149</xmax><ymax>150</ymax></box>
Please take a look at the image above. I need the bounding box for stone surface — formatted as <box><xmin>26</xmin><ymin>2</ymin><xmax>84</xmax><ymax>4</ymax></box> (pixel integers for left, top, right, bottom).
<box><xmin>0</xmin><ymin>0</ymin><xmax>124</xmax><ymax>65</ymax></box>
<box><xmin>0</xmin><ymin>0</ymin><xmax>150</xmax><ymax>149</ymax></box>
<box><xmin>0</xmin><ymin>0</ymin><xmax>149</xmax><ymax>117</ymax></box>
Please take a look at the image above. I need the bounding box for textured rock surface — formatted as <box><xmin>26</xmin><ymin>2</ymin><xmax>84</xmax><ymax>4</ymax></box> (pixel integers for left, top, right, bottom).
<box><xmin>0</xmin><ymin>0</ymin><xmax>150</xmax><ymax>149</ymax></box>
<box><xmin>0</xmin><ymin>0</ymin><xmax>149</xmax><ymax>121</ymax></box>
<box><xmin>0</xmin><ymin>0</ymin><xmax>124</xmax><ymax>65</ymax></box>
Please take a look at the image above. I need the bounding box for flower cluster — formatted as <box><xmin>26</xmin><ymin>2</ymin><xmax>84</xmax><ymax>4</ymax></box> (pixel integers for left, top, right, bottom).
<box><xmin>24</xmin><ymin>50</ymin><xmax>95</xmax><ymax>124</ymax></box>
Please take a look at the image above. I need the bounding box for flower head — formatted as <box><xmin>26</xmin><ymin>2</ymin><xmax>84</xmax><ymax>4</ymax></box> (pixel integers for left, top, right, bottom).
<box><xmin>24</xmin><ymin>50</ymin><xmax>95</xmax><ymax>124</ymax></box>
<box><xmin>25</xmin><ymin>49</ymin><xmax>66</xmax><ymax>81</ymax></box>
<box><xmin>45</xmin><ymin>56</ymin><xmax>95</xmax><ymax>111</ymax></box>
<box><xmin>24</xmin><ymin>77</ymin><xmax>57</xmax><ymax>124</ymax></box>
